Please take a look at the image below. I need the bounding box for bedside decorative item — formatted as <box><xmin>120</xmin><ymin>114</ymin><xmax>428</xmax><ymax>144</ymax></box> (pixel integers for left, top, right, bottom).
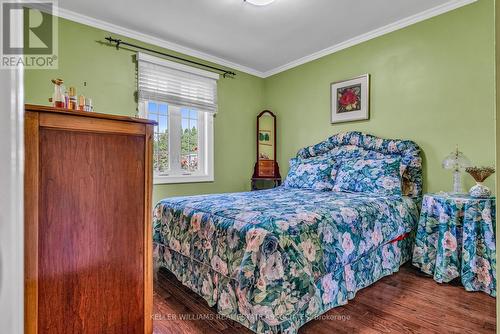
<box><xmin>331</xmin><ymin>74</ymin><xmax>369</xmax><ymax>124</ymax></box>
<box><xmin>252</xmin><ymin>110</ymin><xmax>281</xmax><ymax>190</ymax></box>
<box><xmin>442</xmin><ymin>145</ymin><xmax>471</xmax><ymax>193</ymax></box>
<box><xmin>413</xmin><ymin>193</ymin><xmax>496</xmax><ymax>296</ymax></box>
<box><xmin>466</xmin><ymin>166</ymin><xmax>495</xmax><ymax>198</ymax></box>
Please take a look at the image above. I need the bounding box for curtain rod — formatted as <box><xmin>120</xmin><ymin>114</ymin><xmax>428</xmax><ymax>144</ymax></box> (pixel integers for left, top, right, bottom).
<box><xmin>104</xmin><ymin>36</ymin><xmax>236</xmax><ymax>78</ymax></box>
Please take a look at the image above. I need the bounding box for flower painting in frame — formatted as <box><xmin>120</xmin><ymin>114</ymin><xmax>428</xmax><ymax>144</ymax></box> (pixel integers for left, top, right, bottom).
<box><xmin>331</xmin><ymin>74</ymin><xmax>370</xmax><ymax>124</ymax></box>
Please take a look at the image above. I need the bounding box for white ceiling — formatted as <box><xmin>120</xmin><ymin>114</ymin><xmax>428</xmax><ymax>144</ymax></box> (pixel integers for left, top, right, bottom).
<box><xmin>57</xmin><ymin>0</ymin><xmax>475</xmax><ymax>77</ymax></box>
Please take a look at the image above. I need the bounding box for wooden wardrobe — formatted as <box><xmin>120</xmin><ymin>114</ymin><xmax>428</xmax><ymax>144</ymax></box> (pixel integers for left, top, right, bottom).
<box><xmin>24</xmin><ymin>104</ymin><xmax>156</xmax><ymax>334</ymax></box>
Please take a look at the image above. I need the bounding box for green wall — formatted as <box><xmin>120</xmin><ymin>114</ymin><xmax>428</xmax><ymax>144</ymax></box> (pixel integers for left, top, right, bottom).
<box><xmin>264</xmin><ymin>0</ymin><xmax>495</xmax><ymax>194</ymax></box>
<box><xmin>24</xmin><ymin>17</ymin><xmax>265</xmax><ymax>204</ymax></box>
<box><xmin>25</xmin><ymin>0</ymin><xmax>497</xmax><ymax>201</ymax></box>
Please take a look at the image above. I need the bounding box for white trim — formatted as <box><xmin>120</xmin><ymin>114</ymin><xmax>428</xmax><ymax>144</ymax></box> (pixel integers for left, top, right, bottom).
<box><xmin>50</xmin><ymin>0</ymin><xmax>474</xmax><ymax>78</ymax></box>
<box><xmin>168</xmin><ymin>105</ymin><xmax>182</xmax><ymax>175</ymax></box>
<box><xmin>206</xmin><ymin>113</ymin><xmax>214</xmax><ymax>183</ymax></box>
<box><xmin>0</xmin><ymin>30</ymin><xmax>24</xmax><ymax>334</ymax></box>
<box><xmin>137</xmin><ymin>52</ymin><xmax>220</xmax><ymax>80</ymax></box>
<box><xmin>262</xmin><ymin>0</ymin><xmax>477</xmax><ymax>77</ymax></box>
<box><xmin>154</xmin><ymin>174</ymin><xmax>214</xmax><ymax>185</ymax></box>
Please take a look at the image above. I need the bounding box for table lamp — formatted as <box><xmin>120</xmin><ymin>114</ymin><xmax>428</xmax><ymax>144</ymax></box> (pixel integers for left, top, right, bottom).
<box><xmin>442</xmin><ymin>145</ymin><xmax>471</xmax><ymax>194</ymax></box>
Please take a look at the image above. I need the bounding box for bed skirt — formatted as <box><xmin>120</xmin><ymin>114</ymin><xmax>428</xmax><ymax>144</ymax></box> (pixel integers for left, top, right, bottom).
<box><xmin>154</xmin><ymin>235</ymin><xmax>413</xmax><ymax>334</ymax></box>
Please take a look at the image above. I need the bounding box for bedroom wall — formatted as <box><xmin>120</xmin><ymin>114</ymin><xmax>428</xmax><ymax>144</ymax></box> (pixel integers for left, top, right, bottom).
<box><xmin>25</xmin><ymin>0</ymin><xmax>496</xmax><ymax>200</ymax></box>
<box><xmin>24</xmin><ymin>17</ymin><xmax>265</xmax><ymax>204</ymax></box>
<box><xmin>264</xmin><ymin>0</ymin><xmax>496</xmax><ymax>194</ymax></box>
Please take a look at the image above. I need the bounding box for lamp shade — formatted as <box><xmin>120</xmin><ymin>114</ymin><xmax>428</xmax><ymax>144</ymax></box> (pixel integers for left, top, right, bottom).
<box><xmin>442</xmin><ymin>146</ymin><xmax>471</xmax><ymax>171</ymax></box>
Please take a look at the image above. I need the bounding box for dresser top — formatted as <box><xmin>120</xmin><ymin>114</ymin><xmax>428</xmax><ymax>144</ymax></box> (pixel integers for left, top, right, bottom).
<box><xmin>25</xmin><ymin>104</ymin><xmax>157</xmax><ymax>125</ymax></box>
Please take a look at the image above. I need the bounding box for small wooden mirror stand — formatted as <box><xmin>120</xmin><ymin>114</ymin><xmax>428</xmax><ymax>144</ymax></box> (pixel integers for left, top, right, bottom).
<box><xmin>251</xmin><ymin>110</ymin><xmax>281</xmax><ymax>190</ymax></box>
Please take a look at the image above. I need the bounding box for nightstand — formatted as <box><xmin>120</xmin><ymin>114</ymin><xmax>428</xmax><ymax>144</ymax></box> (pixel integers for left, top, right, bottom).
<box><xmin>412</xmin><ymin>193</ymin><xmax>496</xmax><ymax>296</ymax></box>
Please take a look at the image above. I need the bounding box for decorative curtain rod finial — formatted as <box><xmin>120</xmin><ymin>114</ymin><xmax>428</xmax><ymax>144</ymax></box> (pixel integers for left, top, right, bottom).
<box><xmin>105</xmin><ymin>36</ymin><xmax>122</xmax><ymax>50</ymax></box>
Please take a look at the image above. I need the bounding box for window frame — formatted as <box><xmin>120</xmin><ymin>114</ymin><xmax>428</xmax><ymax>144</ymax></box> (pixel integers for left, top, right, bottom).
<box><xmin>139</xmin><ymin>101</ymin><xmax>214</xmax><ymax>185</ymax></box>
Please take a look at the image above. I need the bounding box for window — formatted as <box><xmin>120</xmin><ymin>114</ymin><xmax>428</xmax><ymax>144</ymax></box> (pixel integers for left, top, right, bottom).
<box><xmin>148</xmin><ymin>102</ymin><xmax>169</xmax><ymax>173</ymax></box>
<box><xmin>137</xmin><ymin>53</ymin><xmax>217</xmax><ymax>184</ymax></box>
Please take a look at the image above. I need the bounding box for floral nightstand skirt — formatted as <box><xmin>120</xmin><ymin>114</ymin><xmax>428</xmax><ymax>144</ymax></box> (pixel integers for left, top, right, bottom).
<box><xmin>412</xmin><ymin>194</ymin><xmax>496</xmax><ymax>297</ymax></box>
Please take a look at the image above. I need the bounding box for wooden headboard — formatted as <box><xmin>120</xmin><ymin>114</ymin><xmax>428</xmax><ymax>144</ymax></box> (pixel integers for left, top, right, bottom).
<box><xmin>295</xmin><ymin>131</ymin><xmax>423</xmax><ymax>197</ymax></box>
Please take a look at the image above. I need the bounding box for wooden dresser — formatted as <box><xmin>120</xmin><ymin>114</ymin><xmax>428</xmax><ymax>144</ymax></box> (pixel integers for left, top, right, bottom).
<box><xmin>24</xmin><ymin>104</ymin><xmax>156</xmax><ymax>334</ymax></box>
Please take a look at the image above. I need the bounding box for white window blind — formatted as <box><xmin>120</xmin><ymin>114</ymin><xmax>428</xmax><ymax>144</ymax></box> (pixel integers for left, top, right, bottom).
<box><xmin>137</xmin><ymin>53</ymin><xmax>219</xmax><ymax>113</ymax></box>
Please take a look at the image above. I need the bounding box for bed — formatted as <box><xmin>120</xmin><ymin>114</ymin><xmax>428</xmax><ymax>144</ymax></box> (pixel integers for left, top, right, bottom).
<box><xmin>153</xmin><ymin>131</ymin><xmax>422</xmax><ymax>334</ymax></box>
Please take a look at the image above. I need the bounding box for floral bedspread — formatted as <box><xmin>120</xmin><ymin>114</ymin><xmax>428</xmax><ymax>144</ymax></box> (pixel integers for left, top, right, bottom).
<box><xmin>153</xmin><ymin>187</ymin><xmax>420</xmax><ymax>331</ymax></box>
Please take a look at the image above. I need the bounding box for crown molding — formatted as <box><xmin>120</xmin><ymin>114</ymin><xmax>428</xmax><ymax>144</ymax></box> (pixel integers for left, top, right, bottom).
<box><xmin>54</xmin><ymin>6</ymin><xmax>266</xmax><ymax>77</ymax></box>
<box><xmin>261</xmin><ymin>0</ymin><xmax>477</xmax><ymax>78</ymax></box>
<box><xmin>51</xmin><ymin>0</ymin><xmax>475</xmax><ymax>79</ymax></box>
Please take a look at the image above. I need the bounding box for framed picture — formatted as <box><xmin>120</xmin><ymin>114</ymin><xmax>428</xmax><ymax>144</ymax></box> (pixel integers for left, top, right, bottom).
<box><xmin>331</xmin><ymin>74</ymin><xmax>370</xmax><ymax>124</ymax></box>
<box><xmin>258</xmin><ymin>130</ymin><xmax>273</xmax><ymax>146</ymax></box>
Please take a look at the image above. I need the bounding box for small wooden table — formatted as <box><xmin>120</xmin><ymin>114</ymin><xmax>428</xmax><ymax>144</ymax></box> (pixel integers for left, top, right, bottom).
<box><xmin>251</xmin><ymin>177</ymin><xmax>282</xmax><ymax>191</ymax></box>
<box><xmin>412</xmin><ymin>193</ymin><xmax>496</xmax><ymax>296</ymax></box>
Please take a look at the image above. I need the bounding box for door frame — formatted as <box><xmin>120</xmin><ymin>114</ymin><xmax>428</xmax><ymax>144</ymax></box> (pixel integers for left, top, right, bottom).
<box><xmin>0</xmin><ymin>39</ymin><xmax>25</xmax><ymax>334</ymax></box>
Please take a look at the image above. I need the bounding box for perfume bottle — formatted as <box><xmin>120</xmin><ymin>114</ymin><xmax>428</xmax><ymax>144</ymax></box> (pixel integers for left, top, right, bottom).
<box><xmin>69</xmin><ymin>87</ymin><xmax>77</xmax><ymax>110</ymax></box>
<box><xmin>51</xmin><ymin>79</ymin><xmax>65</xmax><ymax>108</ymax></box>
<box><xmin>64</xmin><ymin>90</ymin><xmax>69</xmax><ymax>109</ymax></box>
<box><xmin>78</xmin><ymin>95</ymin><xmax>85</xmax><ymax>111</ymax></box>
<box><xmin>84</xmin><ymin>98</ymin><xmax>93</xmax><ymax>112</ymax></box>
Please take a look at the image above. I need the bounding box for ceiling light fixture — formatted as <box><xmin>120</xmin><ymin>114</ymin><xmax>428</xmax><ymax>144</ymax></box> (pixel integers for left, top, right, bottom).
<box><xmin>244</xmin><ymin>0</ymin><xmax>275</xmax><ymax>6</ymax></box>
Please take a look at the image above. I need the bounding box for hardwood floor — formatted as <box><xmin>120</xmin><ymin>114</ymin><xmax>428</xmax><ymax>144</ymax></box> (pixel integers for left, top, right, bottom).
<box><xmin>153</xmin><ymin>263</ymin><xmax>496</xmax><ymax>334</ymax></box>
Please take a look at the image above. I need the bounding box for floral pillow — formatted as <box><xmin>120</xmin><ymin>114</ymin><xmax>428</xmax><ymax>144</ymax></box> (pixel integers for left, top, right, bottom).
<box><xmin>283</xmin><ymin>156</ymin><xmax>337</xmax><ymax>191</ymax></box>
<box><xmin>332</xmin><ymin>158</ymin><xmax>403</xmax><ymax>196</ymax></box>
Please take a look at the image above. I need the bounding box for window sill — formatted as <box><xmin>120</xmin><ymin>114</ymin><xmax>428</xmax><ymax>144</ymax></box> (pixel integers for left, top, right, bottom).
<box><xmin>154</xmin><ymin>174</ymin><xmax>214</xmax><ymax>185</ymax></box>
